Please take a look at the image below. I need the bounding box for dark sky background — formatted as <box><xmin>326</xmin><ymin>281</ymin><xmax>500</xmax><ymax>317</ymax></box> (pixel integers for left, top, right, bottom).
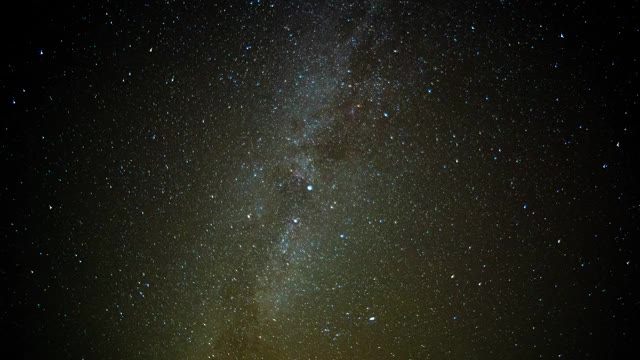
<box><xmin>1</xmin><ymin>0</ymin><xmax>638</xmax><ymax>359</ymax></box>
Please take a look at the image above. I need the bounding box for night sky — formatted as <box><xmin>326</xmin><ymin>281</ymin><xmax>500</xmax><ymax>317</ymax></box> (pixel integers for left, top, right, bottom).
<box><xmin>1</xmin><ymin>1</ymin><xmax>639</xmax><ymax>359</ymax></box>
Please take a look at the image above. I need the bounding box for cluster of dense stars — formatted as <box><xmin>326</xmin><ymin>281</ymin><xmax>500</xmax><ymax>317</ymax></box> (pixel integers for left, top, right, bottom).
<box><xmin>1</xmin><ymin>0</ymin><xmax>638</xmax><ymax>359</ymax></box>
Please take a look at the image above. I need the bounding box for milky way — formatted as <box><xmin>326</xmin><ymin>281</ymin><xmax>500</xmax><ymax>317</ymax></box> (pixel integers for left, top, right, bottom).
<box><xmin>2</xmin><ymin>1</ymin><xmax>638</xmax><ymax>359</ymax></box>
